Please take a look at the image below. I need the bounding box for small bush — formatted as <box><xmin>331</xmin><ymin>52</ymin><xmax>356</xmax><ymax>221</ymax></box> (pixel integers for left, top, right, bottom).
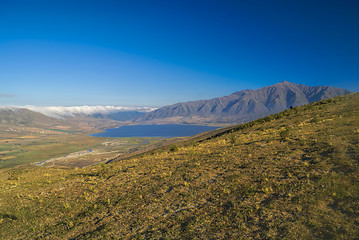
<box><xmin>280</xmin><ymin>128</ymin><xmax>290</xmax><ymax>140</ymax></box>
<box><xmin>169</xmin><ymin>145</ymin><xmax>179</xmax><ymax>152</ymax></box>
<box><xmin>229</xmin><ymin>134</ymin><xmax>238</xmax><ymax>145</ymax></box>
<box><xmin>311</xmin><ymin>117</ymin><xmax>319</xmax><ymax>123</ymax></box>
<box><xmin>100</xmin><ymin>163</ymin><xmax>109</xmax><ymax>177</ymax></box>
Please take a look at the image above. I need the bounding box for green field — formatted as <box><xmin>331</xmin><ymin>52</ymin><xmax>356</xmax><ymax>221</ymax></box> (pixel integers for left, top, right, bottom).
<box><xmin>0</xmin><ymin>93</ymin><xmax>358</xmax><ymax>239</ymax></box>
<box><xmin>0</xmin><ymin>129</ymin><xmax>169</xmax><ymax>169</ymax></box>
<box><xmin>0</xmin><ymin>134</ymin><xmax>101</xmax><ymax>169</ymax></box>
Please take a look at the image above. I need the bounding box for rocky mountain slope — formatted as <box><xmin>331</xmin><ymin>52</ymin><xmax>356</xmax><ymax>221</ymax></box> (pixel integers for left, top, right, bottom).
<box><xmin>137</xmin><ymin>81</ymin><xmax>351</xmax><ymax>124</ymax></box>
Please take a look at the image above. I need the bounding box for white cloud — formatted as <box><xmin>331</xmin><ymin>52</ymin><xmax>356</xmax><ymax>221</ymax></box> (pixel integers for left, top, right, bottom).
<box><xmin>1</xmin><ymin>105</ymin><xmax>157</xmax><ymax>118</ymax></box>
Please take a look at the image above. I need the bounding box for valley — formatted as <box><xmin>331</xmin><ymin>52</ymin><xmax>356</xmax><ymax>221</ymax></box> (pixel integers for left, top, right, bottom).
<box><xmin>31</xmin><ymin>137</ymin><xmax>167</xmax><ymax>169</ymax></box>
<box><xmin>0</xmin><ymin>112</ymin><xmax>165</xmax><ymax>169</ymax></box>
<box><xmin>0</xmin><ymin>121</ymin><xmax>178</xmax><ymax>169</ymax></box>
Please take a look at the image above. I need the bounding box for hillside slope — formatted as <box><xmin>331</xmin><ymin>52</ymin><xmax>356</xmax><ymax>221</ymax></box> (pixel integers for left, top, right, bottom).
<box><xmin>0</xmin><ymin>93</ymin><xmax>358</xmax><ymax>239</ymax></box>
<box><xmin>0</xmin><ymin>108</ymin><xmax>61</xmax><ymax>127</ymax></box>
<box><xmin>0</xmin><ymin>107</ymin><xmax>124</xmax><ymax>133</ymax></box>
<box><xmin>137</xmin><ymin>81</ymin><xmax>351</xmax><ymax>124</ymax></box>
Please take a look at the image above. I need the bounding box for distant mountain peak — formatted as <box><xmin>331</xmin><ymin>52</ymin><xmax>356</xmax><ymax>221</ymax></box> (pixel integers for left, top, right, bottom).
<box><xmin>275</xmin><ymin>80</ymin><xmax>295</xmax><ymax>86</ymax></box>
<box><xmin>277</xmin><ymin>80</ymin><xmax>291</xmax><ymax>84</ymax></box>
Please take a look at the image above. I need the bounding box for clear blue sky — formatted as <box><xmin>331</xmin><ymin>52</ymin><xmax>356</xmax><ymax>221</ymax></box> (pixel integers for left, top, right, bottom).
<box><xmin>1</xmin><ymin>0</ymin><xmax>358</xmax><ymax>107</ymax></box>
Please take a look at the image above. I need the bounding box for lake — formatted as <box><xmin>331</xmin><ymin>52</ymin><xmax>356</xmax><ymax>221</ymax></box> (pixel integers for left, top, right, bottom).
<box><xmin>90</xmin><ymin>124</ymin><xmax>220</xmax><ymax>138</ymax></box>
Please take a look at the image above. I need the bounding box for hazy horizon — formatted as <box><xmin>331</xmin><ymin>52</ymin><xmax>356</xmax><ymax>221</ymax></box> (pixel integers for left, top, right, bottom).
<box><xmin>0</xmin><ymin>105</ymin><xmax>158</xmax><ymax>118</ymax></box>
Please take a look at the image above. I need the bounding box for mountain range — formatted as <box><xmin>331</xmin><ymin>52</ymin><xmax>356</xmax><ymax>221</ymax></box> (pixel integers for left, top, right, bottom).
<box><xmin>0</xmin><ymin>107</ymin><xmax>123</xmax><ymax>132</ymax></box>
<box><xmin>0</xmin><ymin>106</ymin><xmax>152</xmax><ymax>129</ymax></box>
<box><xmin>0</xmin><ymin>82</ymin><xmax>351</xmax><ymax>127</ymax></box>
<box><xmin>136</xmin><ymin>81</ymin><xmax>351</xmax><ymax>124</ymax></box>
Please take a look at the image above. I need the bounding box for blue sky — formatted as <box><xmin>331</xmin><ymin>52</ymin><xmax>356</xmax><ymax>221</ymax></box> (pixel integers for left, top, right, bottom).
<box><xmin>0</xmin><ymin>0</ymin><xmax>358</xmax><ymax>107</ymax></box>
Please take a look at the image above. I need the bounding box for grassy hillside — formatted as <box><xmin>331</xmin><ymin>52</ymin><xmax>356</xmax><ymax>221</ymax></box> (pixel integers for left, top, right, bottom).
<box><xmin>0</xmin><ymin>93</ymin><xmax>358</xmax><ymax>239</ymax></box>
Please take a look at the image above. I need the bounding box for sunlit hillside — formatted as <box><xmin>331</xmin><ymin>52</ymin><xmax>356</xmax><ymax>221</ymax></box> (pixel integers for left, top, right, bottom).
<box><xmin>0</xmin><ymin>93</ymin><xmax>358</xmax><ymax>239</ymax></box>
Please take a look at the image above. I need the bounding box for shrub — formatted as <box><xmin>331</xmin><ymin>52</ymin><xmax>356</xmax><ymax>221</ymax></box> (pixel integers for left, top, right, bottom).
<box><xmin>229</xmin><ymin>134</ymin><xmax>238</xmax><ymax>145</ymax></box>
<box><xmin>100</xmin><ymin>163</ymin><xmax>109</xmax><ymax>176</ymax></box>
<box><xmin>311</xmin><ymin>117</ymin><xmax>320</xmax><ymax>123</ymax></box>
<box><xmin>280</xmin><ymin>128</ymin><xmax>290</xmax><ymax>140</ymax></box>
<box><xmin>169</xmin><ymin>145</ymin><xmax>179</xmax><ymax>152</ymax></box>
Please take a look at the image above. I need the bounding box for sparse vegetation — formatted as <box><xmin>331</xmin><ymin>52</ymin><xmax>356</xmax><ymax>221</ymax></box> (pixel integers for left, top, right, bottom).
<box><xmin>0</xmin><ymin>93</ymin><xmax>358</xmax><ymax>239</ymax></box>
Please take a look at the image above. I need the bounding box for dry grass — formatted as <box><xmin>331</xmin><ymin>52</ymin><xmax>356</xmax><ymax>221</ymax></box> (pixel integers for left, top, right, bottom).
<box><xmin>0</xmin><ymin>93</ymin><xmax>358</xmax><ymax>239</ymax></box>
<box><xmin>17</xmin><ymin>136</ymin><xmax>39</xmax><ymax>139</ymax></box>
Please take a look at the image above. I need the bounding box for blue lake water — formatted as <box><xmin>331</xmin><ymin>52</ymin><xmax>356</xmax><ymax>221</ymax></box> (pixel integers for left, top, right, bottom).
<box><xmin>90</xmin><ymin>124</ymin><xmax>220</xmax><ymax>138</ymax></box>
